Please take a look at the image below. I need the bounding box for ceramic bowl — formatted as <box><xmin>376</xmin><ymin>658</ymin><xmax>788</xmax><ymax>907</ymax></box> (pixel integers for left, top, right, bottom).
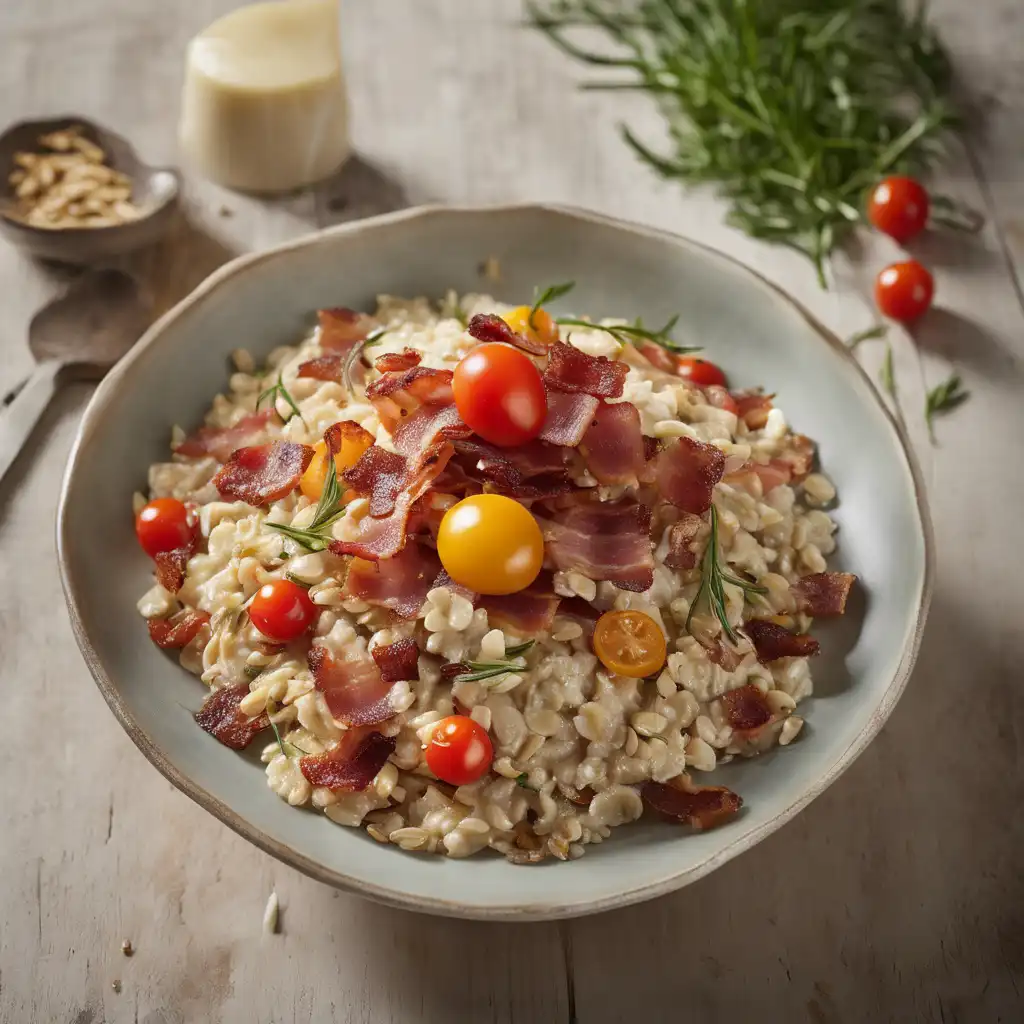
<box><xmin>57</xmin><ymin>205</ymin><xmax>932</xmax><ymax>920</ymax></box>
<box><xmin>0</xmin><ymin>116</ymin><xmax>180</xmax><ymax>263</ymax></box>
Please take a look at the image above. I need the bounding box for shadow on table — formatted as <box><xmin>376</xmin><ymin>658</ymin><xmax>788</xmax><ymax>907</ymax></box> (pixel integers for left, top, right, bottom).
<box><xmin>311</xmin><ymin>154</ymin><xmax>411</xmax><ymax>228</ymax></box>
<box><xmin>910</xmin><ymin>306</ymin><xmax>1024</xmax><ymax>381</ymax></box>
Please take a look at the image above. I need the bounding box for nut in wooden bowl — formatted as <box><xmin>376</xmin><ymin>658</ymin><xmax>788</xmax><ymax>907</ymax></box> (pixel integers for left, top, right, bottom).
<box><xmin>0</xmin><ymin>116</ymin><xmax>181</xmax><ymax>263</ymax></box>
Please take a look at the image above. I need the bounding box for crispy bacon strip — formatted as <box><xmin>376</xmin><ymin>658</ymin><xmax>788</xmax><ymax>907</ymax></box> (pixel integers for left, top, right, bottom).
<box><xmin>194</xmin><ymin>683</ymin><xmax>268</xmax><ymax>750</ymax></box>
<box><xmin>148</xmin><ymin>609</ymin><xmax>210</xmax><ymax>649</ymax></box>
<box><xmin>318</xmin><ymin>307</ymin><xmax>373</xmax><ymax>353</ymax></box>
<box><xmin>733</xmin><ymin>390</ymin><xmax>774</xmax><ymax>430</ymax></box>
<box><xmin>467</xmin><ymin>312</ymin><xmax>547</xmax><ymax>356</ymax></box>
<box><xmin>155</xmin><ymin>547</ymin><xmax>191</xmax><ymax>593</ymax></box>
<box><xmin>719</xmin><ymin>684</ymin><xmax>773</xmax><ymax>732</ymax></box>
<box><xmin>634</xmin><ymin>340</ymin><xmax>678</xmax><ymax>375</ymax></box>
<box><xmin>538</xmin><ymin>390</ymin><xmax>600</xmax><ymax>447</ymax></box>
<box><xmin>374</xmin><ymin>348</ymin><xmax>422</xmax><ymax>373</ymax></box>
<box><xmin>540</xmin><ymin>495</ymin><xmax>654</xmax><ymax>592</ymax></box>
<box><xmin>309</xmin><ymin>643</ymin><xmax>395</xmax><ymax>726</ymax></box>
<box><xmin>297</xmin><ymin>354</ymin><xmax>344</xmax><ymax>383</ymax></box>
<box><xmin>664</xmin><ymin>513</ymin><xmax>704</xmax><ymax>571</ymax></box>
<box><xmin>342</xmin><ymin>543</ymin><xmax>441</xmax><ymax>619</ymax></box>
<box><xmin>174</xmin><ymin>409</ymin><xmax>275</xmax><ymax>463</ymax></box>
<box><xmin>641</xmin><ymin>780</ymin><xmax>743</xmax><ymax>830</ymax></box>
<box><xmin>300</xmin><ymin>728</ymin><xmax>396</xmax><ymax>791</ymax></box>
<box><xmin>579</xmin><ymin>401</ymin><xmax>647</xmax><ymax>486</ymax></box>
<box><xmin>392</xmin><ymin>403</ymin><xmax>471</xmax><ymax>457</ymax></box>
<box><xmin>371</xmin><ymin>638</ymin><xmax>420</xmax><ymax>683</ymax></box>
<box><xmin>450</xmin><ymin>439</ymin><xmax>571</xmax><ymax>499</ymax></box>
<box><xmin>331</xmin><ymin>442</ymin><xmax>454</xmax><ymax>561</ymax></box>
<box><xmin>792</xmin><ymin>572</ymin><xmax>856</xmax><ymax>617</ymax></box>
<box><xmin>365</xmin><ymin>366</ymin><xmax>454</xmax><ymax>433</ymax></box>
<box><xmin>777</xmin><ymin>433</ymin><xmax>815</xmax><ymax>480</ymax></box>
<box><xmin>478</xmin><ymin>576</ymin><xmax>561</xmax><ymax>636</ymax></box>
<box><xmin>213</xmin><ymin>441</ymin><xmax>314</xmax><ymax>505</ymax></box>
<box><xmin>344</xmin><ymin>446</ymin><xmax>407</xmax><ymax>517</ymax></box>
<box><xmin>744</xmin><ymin>619</ymin><xmax>820</xmax><ymax>663</ymax></box>
<box><xmin>543</xmin><ymin>341</ymin><xmax>628</xmax><ymax>399</ymax></box>
<box><xmin>655</xmin><ymin>436</ymin><xmax>726</xmax><ymax>514</ymax></box>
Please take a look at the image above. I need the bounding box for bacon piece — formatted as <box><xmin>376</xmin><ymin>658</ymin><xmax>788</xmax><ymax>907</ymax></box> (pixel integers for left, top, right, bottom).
<box><xmin>366</xmin><ymin>366</ymin><xmax>454</xmax><ymax>433</ymax></box>
<box><xmin>344</xmin><ymin>446</ymin><xmax>407</xmax><ymax>516</ymax></box>
<box><xmin>451</xmin><ymin>439</ymin><xmax>571</xmax><ymax>499</ymax></box>
<box><xmin>431</xmin><ymin>567</ymin><xmax>476</xmax><ymax>603</ymax></box>
<box><xmin>300</xmin><ymin>728</ymin><xmax>396</xmax><ymax>791</ymax></box>
<box><xmin>664</xmin><ymin>513</ymin><xmax>704</xmax><ymax>571</ymax></box>
<box><xmin>538</xmin><ymin>390</ymin><xmax>599</xmax><ymax>447</ymax></box>
<box><xmin>634</xmin><ymin>340</ymin><xmax>678</xmax><ymax>375</ymax></box>
<box><xmin>332</xmin><ymin>442</ymin><xmax>455</xmax><ymax>561</ymax></box>
<box><xmin>557</xmin><ymin>595</ymin><xmax>601</xmax><ymax>630</ymax></box>
<box><xmin>744</xmin><ymin>619</ymin><xmax>820</xmax><ymax>663</ymax></box>
<box><xmin>194</xmin><ymin>683</ymin><xmax>268</xmax><ymax>750</ymax></box>
<box><xmin>642</xmin><ymin>780</ymin><xmax>743</xmax><ymax>830</ymax></box>
<box><xmin>148</xmin><ymin>609</ymin><xmax>210</xmax><ymax>649</ymax></box>
<box><xmin>777</xmin><ymin>433</ymin><xmax>815</xmax><ymax>480</ymax></box>
<box><xmin>540</xmin><ymin>495</ymin><xmax>654</xmax><ymax>592</ymax></box>
<box><xmin>478</xmin><ymin>577</ymin><xmax>561</xmax><ymax>636</ymax></box>
<box><xmin>655</xmin><ymin>436</ymin><xmax>726</xmax><ymax>514</ymax></box>
<box><xmin>751</xmin><ymin>460</ymin><xmax>793</xmax><ymax>494</ymax></box>
<box><xmin>309</xmin><ymin>642</ymin><xmax>395</xmax><ymax>726</ymax></box>
<box><xmin>733</xmin><ymin>390</ymin><xmax>774</xmax><ymax>430</ymax></box>
<box><xmin>318</xmin><ymin>307</ymin><xmax>372</xmax><ymax>353</ymax></box>
<box><xmin>374</xmin><ymin>348</ymin><xmax>421</xmax><ymax>373</ymax></box>
<box><xmin>543</xmin><ymin>341</ymin><xmax>628</xmax><ymax>399</ymax></box>
<box><xmin>392</xmin><ymin>403</ymin><xmax>471</xmax><ymax>457</ymax></box>
<box><xmin>719</xmin><ymin>684</ymin><xmax>773</xmax><ymax>732</ymax></box>
<box><xmin>342</xmin><ymin>543</ymin><xmax>441</xmax><ymax>619</ymax></box>
<box><xmin>371</xmin><ymin>638</ymin><xmax>420</xmax><ymax>683</ymax></box>
<box><xmin>174</xmin><ymin>409</ymin><xmax>275</xmax><ymax>463</ymax></box>
<box><xmin>155</xmin><ymin>547</ymin><xmax>191</xmax><ymax>593</ymax></box>
<box><xmin>213</xmin><ymin>441</ymin><xmax>314</xmax><ymax>505</ymax></box>
<box><xmin>703</xmin><ymin>637</ymin><xmax>746</xmax><ymax>672</ymax></box>
<box><xmin>579</xmin><ymin>401</ymin><xmax>647</xmax><ymax>485</ymax></box>
<box><xmin>792</xmin><ymin>572</ymin><xmax>856</xmax><ymax>617</ymax></box>
<box><xmin>297</xmin><ymin>354</ymin><xmax>344</xmax><ymax>383</ymax></box>
<box><xmin>467</xmin><ymin>312</ymin><xmax>547</xmax><ymax>356</ymax></box>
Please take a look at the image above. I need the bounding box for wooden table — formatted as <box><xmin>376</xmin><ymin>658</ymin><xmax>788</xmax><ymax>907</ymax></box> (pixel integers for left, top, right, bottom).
<box><xmin>1</xmin><ymin>2</ymin><xmax>1022</xmax><ymax>1021</ymax></box>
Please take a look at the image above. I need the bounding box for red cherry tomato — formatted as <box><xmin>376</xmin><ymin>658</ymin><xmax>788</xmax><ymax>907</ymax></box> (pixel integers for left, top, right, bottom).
<box><xmin>868</xmin><ymin>176</ymin><xmax>930</xmax><ymax>244</ymax></box>
<box><xmin>424</xmin><ymin>716</ymin><xmax>493</xmax><ymax>786</ymax></box>
<box><xmin>135</xmin><ymin>498</ymin><xmax>194</xmax><ymax>558</ymax></box>
<box><xmin>453</xmin><ymin>343</ymin><xmax>547</xmax><ymax>447</ymax></box>
<box><xmin>875</xmin><ymin>260</ymin><xmax>934</xmax><ymax>322</ymax></box>
<box><xmin>676</xmin><ymin>357</ymin><xmax>728</xmax><ymax>389</ymax></box>
<box><xmin>249</xmin><ymin>579</ymin><xmax>317</xmax><ymax>642</ymax></box>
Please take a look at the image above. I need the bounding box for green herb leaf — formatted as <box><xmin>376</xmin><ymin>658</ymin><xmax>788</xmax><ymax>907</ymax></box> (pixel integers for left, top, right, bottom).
<box><xmin>503</xmin><ymin>640</ymin><xmax>536</xmax><ymax>658</ymax></box>
<box><xmin>556</xmin><ymin>314</ymin><xmax>699</xmax><ymax>354</ymax></box>
<box><xmin>284</xmin><ymin>572</ymin><xmax>313</xmax><ymax>589</ymax></box>
<box><xmin>846</xmin><ymin>324</ymin><xmax>888</xmax><ymax>349</ymax></box>
<box><xmin>529</xmin><ymin>0</ymin><xmax>957</xmax><ymax>288</ymax></box>
<box><xmin>343</xmin><ymin>327</ymin><xmax>387</xmax><ymax>394</ymax></box>
<box><xmin>265</xmin><ymin>698</ymin><xmax>310</xmax><ymax>759</ymax></box>
<box><xmin>515</xmin><ymin>773</ymin><xmax>534</xmax><ymax>790</ymax></box>
<box><xmin>256</xmin><ymin>372</ymin><xmax>305</xmax><ymax>424</ymax></box>
<box><xmin>929</xmin><ymin>194</ymin><xmax>985</xmax><ymax>234</ymax></box>
<box><xmin>687</xmin><ymin>505</ymin><xmax>767</xmax><ymax>646</ymax></box>
<box><xmin>925</xmin><ymin>373</ymin><xmax>969</xmax><ymax>442</ymax></box>
<box><xmin>453</xmin><ymin>659</ymin><xmax>529</xmax><ymax>685</ymax></box>
<box><xmin>529</xmin><ymin>281</ymin><xmax>575</xmax><ymax>329</ymax></box>
<box><xmin>267</xmin><ymin>445</ymin><xmax>346</xmax><ymax>551</ymax></box>
<box><xmin>880</xmin><ymin>343</ymin><xmax>897</xmax><ymax>398</ymax></box>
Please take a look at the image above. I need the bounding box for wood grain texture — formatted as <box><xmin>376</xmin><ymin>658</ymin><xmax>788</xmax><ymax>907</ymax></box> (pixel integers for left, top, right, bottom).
<box><xmin>0</xmin><ymin>1</ymin><xmax>1022</xmax><ymax>1022</ymax></box>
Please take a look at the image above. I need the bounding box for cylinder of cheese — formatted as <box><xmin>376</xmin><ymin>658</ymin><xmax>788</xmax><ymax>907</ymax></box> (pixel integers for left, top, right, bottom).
<box><xmin>179</xmin><ymin>0</ymin><xmax>350</xmax><ymax>193</ymax></box>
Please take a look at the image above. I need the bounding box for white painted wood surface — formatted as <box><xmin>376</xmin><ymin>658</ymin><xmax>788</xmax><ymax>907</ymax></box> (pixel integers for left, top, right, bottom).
<box><xmin>0</xmin><ymin>2</ymin><xmax>1022</xmax><ymax>1021</ymax></box>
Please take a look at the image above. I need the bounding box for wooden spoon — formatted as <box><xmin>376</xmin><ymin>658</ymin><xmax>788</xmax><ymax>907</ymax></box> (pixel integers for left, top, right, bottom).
<box><xmin>0</xmin><ymin>269</ymin><xmax>151</xmax><ymax>484</ymax></box>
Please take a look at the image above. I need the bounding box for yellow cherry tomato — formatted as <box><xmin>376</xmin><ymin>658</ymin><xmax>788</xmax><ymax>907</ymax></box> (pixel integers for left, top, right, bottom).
<box><xmin>299</xmin><ymin>431</ymin><xmax>374</xmax><ymax>501</ymax></box>
<box><xmin>592</xmin><ymin>610</ymin><xmax>667</xmax><ymax>679</ymax></box>
<box><xmin>502</xmin><ymin>304</ymin><xmax>559</xmax><ymax>347</ymax></box>
<box><xmin>436</xmin><ymin>494</ymin><xmax>544</xmax><ymax>596</ymax></box>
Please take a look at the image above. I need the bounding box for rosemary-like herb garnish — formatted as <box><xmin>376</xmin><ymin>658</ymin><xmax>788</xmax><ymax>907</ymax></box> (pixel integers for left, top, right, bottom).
<box><xmin>256</xmin><ymin>371</ymin><xmax>304</xmax><ymax>424</ymax></box>
<box><xmin>343</xmin><ymin>327</ymin><xmax>387</xmax><ymax>393</ymax></box>
<box><xmin>529</xmin><ymin>281</ymin><xmax>575</xmax><ymax>330</ymax></box>
<box><xmin>686</xmin><ymin>505</ymin><xmax>767</xmax><ymax>645</ymax></box>
<box><xmin>846</xmin><ymin>324</ymin><xmax>888</xmax><ymax>349</ymax></box>
<box><xmin>265</xmin><ymin>698</ymin><xmax>310</xmax><ymax>759</ymax></box>
<box><xmin>266</xmin><ymin>449</ymin><xmax>346</xmax><ymax>551</ymax></box>
<box><xmin>528</xmin><ymin>0</ymin><xmax>958</xmax><ymax>288</ymax></box>
<box><xmin>879</xmin><ymin>343</ymin><xmax>896</xmax><ymax>398</ymax></box>
<box><xmin>925</xmin><ymin>373</ymin><xmax>969</xmax><ymax>442</ymax></box>
<box><xmin>453</xmin><ymin>640</ymin><xmax>536</xmax><ymax>684</ymax></box>
<box><xmin>556</xmin><ymin>314</ymin><xmax>698</xmax><ymax>354</ymax></box>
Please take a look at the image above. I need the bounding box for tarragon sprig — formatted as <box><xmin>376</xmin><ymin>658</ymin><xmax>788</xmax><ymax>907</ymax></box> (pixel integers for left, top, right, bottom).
<box><xmin>257</xmin><ymin>371</ymin><xmax>304</xmax><ymax>424</ymax></box>
<box><xmin>266</xmin><ymin>447</ymin><xmax>346</xmax><ymax>551</ymax></box>
<box><xmin>686</xmin><ymin>506</ymin><xmax>767</xmax><ymax>645</ymax></box>
<box><xmin>925</xmin><ymin>373</ymin><xmax>969</xmax><ymax>442</ymax></box>
<box><xmin>453</xmin><ymin>640</ymin><xmax>536</xmax><ymax>684</ymax></box>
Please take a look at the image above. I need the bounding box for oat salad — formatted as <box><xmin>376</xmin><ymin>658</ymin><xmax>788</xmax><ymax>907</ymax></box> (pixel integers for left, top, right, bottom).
<box><xmin>134</xmin><ymin>284</ymin><xmax>856</xmax><ymax>864</ymax></box>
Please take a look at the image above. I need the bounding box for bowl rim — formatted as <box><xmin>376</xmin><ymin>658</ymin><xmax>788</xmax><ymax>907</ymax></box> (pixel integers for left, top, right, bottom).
<box><xmin>56</xmin><ymin>202</ymin><xmax>934</xmax><ymax>920</ymax></box>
